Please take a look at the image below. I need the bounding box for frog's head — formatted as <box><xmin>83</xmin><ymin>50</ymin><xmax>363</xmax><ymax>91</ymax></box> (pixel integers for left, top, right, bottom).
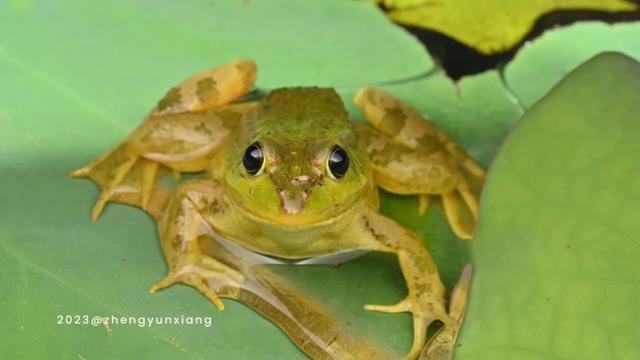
<box><xmin>225</xmin><ymin>87</ymin><xmax>371</xmax><ymax>227</ymax></box>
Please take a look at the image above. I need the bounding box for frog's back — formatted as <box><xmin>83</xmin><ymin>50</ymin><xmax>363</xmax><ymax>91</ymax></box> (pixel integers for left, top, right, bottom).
<box><xmin>255</xmin><ymin>87</ymin><xmax>351</xmax><ymax>140</ymax></box>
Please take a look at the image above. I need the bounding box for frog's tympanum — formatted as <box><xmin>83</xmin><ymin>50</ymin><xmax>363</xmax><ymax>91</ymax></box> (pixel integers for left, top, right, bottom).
<box><xmin>71</xmin><ymin>60</ymin><xmax>483</xmax><ymax>360</ymax></box>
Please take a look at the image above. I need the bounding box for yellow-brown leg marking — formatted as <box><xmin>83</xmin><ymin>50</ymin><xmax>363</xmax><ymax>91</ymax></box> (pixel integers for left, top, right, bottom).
<box><xmin>152</xmin><ymin>59</ymin><xmax>257</xmax><ymax>116</ymax></box>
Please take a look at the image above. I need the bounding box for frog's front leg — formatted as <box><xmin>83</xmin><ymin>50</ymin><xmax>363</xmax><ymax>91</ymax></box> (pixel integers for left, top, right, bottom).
<box><xmin>70</xmin><ymin>60</ymin><xmax>257</xmax><ymax>220</ymax></box>
<box><xmin>148</xmin><ymin>179</ymin><xmax>244</xmax><ymax>310</ymax></box>
<box><xmin>348</xmin><ymin>210</ymin><xmax>456</xmax><ymax>360</ymax></box>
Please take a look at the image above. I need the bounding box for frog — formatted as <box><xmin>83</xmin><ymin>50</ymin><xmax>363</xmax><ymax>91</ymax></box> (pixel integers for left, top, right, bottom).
<box><xmin>70</xmin><ymin>59</ymin><xmax>484</xmax><ymax>359</ymax></box>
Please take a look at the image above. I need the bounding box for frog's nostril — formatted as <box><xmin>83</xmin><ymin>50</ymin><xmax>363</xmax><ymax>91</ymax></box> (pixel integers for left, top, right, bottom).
<box><xmin>291</xmin><ymin>175</ymin><xmax>311</xmax><ymax>186</ymax></box>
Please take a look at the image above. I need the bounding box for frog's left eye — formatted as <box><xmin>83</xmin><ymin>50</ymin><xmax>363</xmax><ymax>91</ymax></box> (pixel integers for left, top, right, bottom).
<box><xmin>327</xmin><ymin>145</ymin><xmax>349</xmax><ymax>179</ymax></box>
<box><xmin>243</xmin><ymin>142</ymin><xmax>265</xmax><ymax>176</ymax></box>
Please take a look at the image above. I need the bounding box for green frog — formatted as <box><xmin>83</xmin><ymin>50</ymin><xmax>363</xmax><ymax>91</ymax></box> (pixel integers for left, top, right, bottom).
<box><xmin>71</xmin><ymin>59</ymin><xmax>483</xmax><ymax>359</ymax></box>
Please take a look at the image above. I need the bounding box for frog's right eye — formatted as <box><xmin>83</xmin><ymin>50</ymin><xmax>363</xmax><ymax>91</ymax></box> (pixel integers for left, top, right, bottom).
<box><xmin>242</xmin><ymin>142</ymin><xmax>265</xmax><ymax>176</ymax></box>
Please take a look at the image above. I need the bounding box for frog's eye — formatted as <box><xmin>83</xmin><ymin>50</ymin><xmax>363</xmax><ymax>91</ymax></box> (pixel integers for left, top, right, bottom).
<box><xmin>327</xmin><ymin>145</ymin><xmax>349</xmax><ymax>179</ymax></box>
<box><xmin>243</xmin><ymin>142</ymin><xmax>265</xmax><ymax>176</ymax></box>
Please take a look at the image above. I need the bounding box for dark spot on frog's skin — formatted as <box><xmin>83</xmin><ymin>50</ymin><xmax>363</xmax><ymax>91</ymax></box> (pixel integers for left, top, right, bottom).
<box><xmin>424</xmin><ymin>283</ymin><xmax>432</xmax><ymax>293</ymax></box>
<box><xmin>196</xmin><ymin>77</ymin><xmax>218</xmax><ymax>103</ymax></box>
<box><xmin>199</xmin><ymin>195</ymin><xmax>210</xmax><ymax>207</ymax></box>
<box><xmin>415</xmin><ymin>133</ymin><xmax>441</xmax><ymax>154</ymax></box>
<box><xmin>413</xmin><ymin>283</ymin><xmax>427</xmax><ymax>294</ymax></box>
<box><xmin>194</xmin><ymin>121</ymin><xmax>212</xmax><ymax>136</ymax></box>
<box><xmin>381</xmin><ymin>106</ymin><xmax>407</xmax><ymax>136</ymax></box>
<box><xmin>211</xmin><ymin>198</ymin><xmax>224</xmax><ymax>214</ymax></box>
<box><xmin>362</xmin><ymin>216</ymin><xmax>370</xmax><ymax>230</ymax></box>
<box><xmin>235</xmin><ymin>62</ymin><xmax>255</xmax><ymax>87</ymax></box>
<box><xmin>362</xmin><ymin>215</ymin><xmax>391</xmax><ymax>244</ymax></box>
<box><xmin>157</xmin><ymin>87</ymin><xmax>183</xmax><ymax>112</ymax></box>
<box><xmin>218</xmin><ymin>110</ymin><xmax>242</xmax><ymax>129</ymax></box>
<box><xmin>176</xmin><ymin>204</ymin><xmax>187</xmax><ymax>219</ymax></box>
<box><xmin>171</xmin><ymin>234</ymin><xmax>182</xmax><ymax>250</ymax></box>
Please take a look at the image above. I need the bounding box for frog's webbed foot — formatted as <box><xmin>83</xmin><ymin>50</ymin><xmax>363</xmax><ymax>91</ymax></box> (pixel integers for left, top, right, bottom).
<box><xmin>420</xmin><ymin>264</ymin><xmax>472</xmax><ymax>360</ymax></box>
<box><xmin>365</xmin><ymin>293</ymin><xmax>456</xmax><ymax>360</ymax></box>
<box><xmin>70</xmin><ymin>145</ymin><xmax>159</xmax><ymax>220</ymax></box>
<box><xmin>351</xmin><ymin>211</ymin><xmax>459</xmax><ymax>360</ymax></box>
<box><xmin>353</xmin><ymin>87</ymin><xmax>484</xmax><ymax>240</ymax></box>
<box><xmin>149</xmin><ymin>180</ymin><xmax>245</xmax><ymax>310</ymax></box>
<box><xmin>367</xmin><ymin>266</ymin><xmax>472</xmax><ymax>360</ymax></box>
<box><xmin>149</xmin><ymin>249</ymin><xmax>245</xmax><ymax>310</ymax></box>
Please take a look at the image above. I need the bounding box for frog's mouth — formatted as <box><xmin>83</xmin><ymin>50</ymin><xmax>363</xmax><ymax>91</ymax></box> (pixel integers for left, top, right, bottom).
<box><xmin>229</xmin><ymin>189</ymin><xmax>357</xmax><ymax>229</ymax></box>
<box><xmin>237</xmin><ymin>201</ymin><xmax>353</xmax><ymax>229</ymax></box>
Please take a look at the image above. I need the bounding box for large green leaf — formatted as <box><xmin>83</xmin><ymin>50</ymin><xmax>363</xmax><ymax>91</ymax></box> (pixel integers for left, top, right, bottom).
<box><xmin>456</xmin><ymin>52</ymin><xmax>640</xmax><ymax>359</ymax></box>
<box><xmin>504</xmin><ymin>22</ymin><xmax>640</xmax><ymax>107</ymax></box>
<box><xmin>0</xmin><ymin>0</ymin><xmax>521</xmax><ymax>358</ymax></box>
<box><xmin>376</xmin><ymin>0</ymin><xmax>638</xmax><ymax>54</ymax></box>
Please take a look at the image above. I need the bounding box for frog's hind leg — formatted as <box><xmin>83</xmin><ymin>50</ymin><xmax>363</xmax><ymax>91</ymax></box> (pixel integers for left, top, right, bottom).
<box><xmin>150</xmin><ymin>59</ymin><xmax>257</xmax><ymax>116</ymax></box>
<box><xmin>353</xmin><ymin>87</ymin><xmax>483</xmax><ymax>240</ymax></box>
<box><xmin>71</xmin><ymin>59</ymin><xmax>258</xmax><ymax>219</ymax></box>
<box><xmin>354</xmin><ymin>87</ymin><xmax>485</xmax><ymax>182</ymax></box>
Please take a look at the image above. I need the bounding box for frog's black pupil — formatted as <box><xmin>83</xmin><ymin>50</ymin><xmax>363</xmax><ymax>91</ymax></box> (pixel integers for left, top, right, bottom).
<box><xmin>243</xmin><ymin>142</ymin><xmax>264</xmax><ymax>175</ymax></box>
<box><xmin>328</xmin><ymin>145</ymin><xmax>349</xmax><ymax>179</ymax></box>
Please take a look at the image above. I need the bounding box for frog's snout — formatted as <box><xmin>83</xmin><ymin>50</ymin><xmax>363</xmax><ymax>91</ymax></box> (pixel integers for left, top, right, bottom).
<box><xmin>277</xmin><ymin>188</ymin><xmax>306</xmax><ymax>215</ymax></box>
<box><xmin>275</xmin><ymin>175</ymin><xmax>315</xmax><ymax>215</ymax></box>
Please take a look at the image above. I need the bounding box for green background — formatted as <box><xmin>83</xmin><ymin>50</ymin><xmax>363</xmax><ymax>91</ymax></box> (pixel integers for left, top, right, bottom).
<box><xmin>1</xmin><ymin>0</ymin><xmax>639</xmax><ymax>359</ymax></box>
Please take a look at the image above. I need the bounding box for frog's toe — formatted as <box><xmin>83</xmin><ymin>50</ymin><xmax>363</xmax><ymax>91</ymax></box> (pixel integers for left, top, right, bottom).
<box><xmin>68</xmin><ymin>165</ymin><xmax>91</xmax><ymax>178</ymax></box>
<box><xmin>140</xmin><ymin>160</ymin><xmax>159</xmax><ymax>210</ymax></box>
<box><xmin>442</xmin><ymin>191</ymin><xmax>475</xmax><ymax>240</ymax></box>
<box><xmin>188</xmin><ymin>275</ymin><xmax>227</xmax><ymax>311</ymax></box>
<box><xmin>151</xmin><ymin>255</ymin><xmax>244</xmax><ymax>312</ymax></box>
<box><xmin>364</xmin><ymin>298</ymin><xmax>410</xmax><ymax>313</ymax></box>
<box><xmin>91</xmin><ymin>189</ymin><xmax>116</xmax><ymax>221</ymax></box>
<box><xmin>418</xmin><ymin>195</ymin><xmax>430</xmax><ymax>215</ymax></box>
<box><xmin>148</xmin><ymin>271</ymin><xmax>227</xmax><ymax>310</ymax></box>
<box><xmin>149</xmin><ymin>272</ymin><xmax>179</xmax><ymax>293</ymax></box>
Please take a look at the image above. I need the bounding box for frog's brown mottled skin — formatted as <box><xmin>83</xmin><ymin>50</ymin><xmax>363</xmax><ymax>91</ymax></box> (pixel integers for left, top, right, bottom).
<box><xmin>71</xmin><ymin>59</ymin><xmax>482</xmax><ymax>360</ymax></box>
